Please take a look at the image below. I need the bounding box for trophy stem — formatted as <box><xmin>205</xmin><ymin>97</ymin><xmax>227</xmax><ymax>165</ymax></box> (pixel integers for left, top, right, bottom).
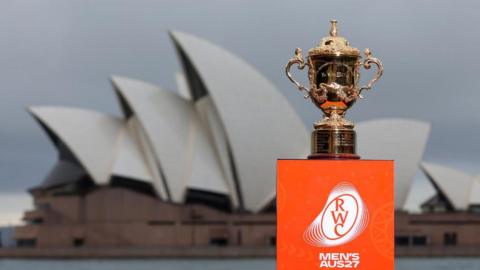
<box><xmin>308</xmin><ymin>126</ymin><xmax>360</xmax><ymax>160</ymax></box>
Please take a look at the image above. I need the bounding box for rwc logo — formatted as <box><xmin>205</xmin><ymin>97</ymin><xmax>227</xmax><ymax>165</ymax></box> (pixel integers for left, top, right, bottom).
<box><xmin>303</xmin><ymin>182</ymin><xmax>369</xmax><ymax>247</ymax></box>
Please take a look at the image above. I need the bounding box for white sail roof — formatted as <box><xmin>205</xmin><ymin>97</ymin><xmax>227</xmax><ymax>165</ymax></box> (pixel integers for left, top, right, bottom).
<box><xmin>111</xmin><ymin>117</ymin><xmax>155</xmax><ymax>184</ymax></box>
<box><xmin>29</xmin><ymin>106</ymin><xmax>123</xmax><ymax>185</ymax></box>
<box><xmin>111</xmin><ymin>76</ymin><xmax>228</xmax><ymax>203</ymax></box>
<box><xmin>193</xmin><ymin>96</ymin><xmax>240</xmax><ymax>208</ymax></box>
<box><xmin>170</xmin><ymin>31</ymin><xmax>309</xmax><ymax>211</ymax></box>
<box><xmin>357</xmin><ymin>118</ymin><xmax>430</xmax><ymax>210</ymax></box>
<box><xmin>175</xmin><ymin>72</ymin><xmax>191</xmax><ymax>100</ymax></box>
<box><xmin>469</xmin><ymin>176</ymin><xmax>480</xmax><ymax>206</ymax></box>
<box><xmin>421</xmin><ymin>162</ymin><xmax>472</xmax><ymax>210</ymax></box>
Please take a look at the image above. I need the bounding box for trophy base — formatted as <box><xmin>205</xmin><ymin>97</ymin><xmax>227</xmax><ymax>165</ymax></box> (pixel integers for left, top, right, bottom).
<box><xmin>309</xmin><ymin>127</ymin><xmax>360</xmax><ymax>160</ymax></box>
<box><xmin>308</xmin><ymin>153</ymin><xmax>360</xmax><ymax>160</ymax></box>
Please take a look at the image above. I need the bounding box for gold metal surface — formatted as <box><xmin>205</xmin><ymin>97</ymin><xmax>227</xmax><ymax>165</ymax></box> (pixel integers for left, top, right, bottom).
<box><xmin>284</xmin><ymin>20</ymin><xmax>384</xmax><ymax>158</ymax></box>
<box><xmin>308</xmin><ymin>20</ymin><xmax>360</xmax><ymax>57</ymax></box>
<box><xmin>360</xmin><ymin>48</ymin><xmax>384</xmax><ymax>92</ymax></box>
<box><xmin>285</xmin><ymin>48</ymin><xmax>311</xmax><ymax>99</ymax></box>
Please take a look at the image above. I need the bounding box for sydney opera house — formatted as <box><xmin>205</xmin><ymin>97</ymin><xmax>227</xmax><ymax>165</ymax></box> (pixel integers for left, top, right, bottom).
<box><xmin>11</xmin><ymin>31</ymin><xmax>480</xmax><ymax>257</ymax></box>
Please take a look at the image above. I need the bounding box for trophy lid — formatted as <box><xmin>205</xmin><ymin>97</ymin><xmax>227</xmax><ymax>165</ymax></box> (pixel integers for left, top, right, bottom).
<box><xmin>308</xmin><ymin>20</ymin><xmax>360</xmax><ymax>58</ymax></box>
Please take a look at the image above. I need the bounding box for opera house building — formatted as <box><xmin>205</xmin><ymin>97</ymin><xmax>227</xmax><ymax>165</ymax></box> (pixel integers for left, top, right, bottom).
<box><xmin>12</xmin><ymin>32</ymin><xmax>480</xmax><ymax>257</ymax></box>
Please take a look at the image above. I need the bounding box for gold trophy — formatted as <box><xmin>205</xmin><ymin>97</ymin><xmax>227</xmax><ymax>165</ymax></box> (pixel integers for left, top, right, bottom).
<box><xmin>285</xmin><ymin>20</ymin><xmax>383</xmax><ymax>159</ymax></box>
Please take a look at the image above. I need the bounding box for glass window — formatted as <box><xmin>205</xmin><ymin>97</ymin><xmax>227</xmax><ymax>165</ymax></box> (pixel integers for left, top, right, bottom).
<box><xmin>444</xmin><ymin>232</ymin><xmax>457</xmax><ymax>246</ymax></box>
<box><xmin>412</xmin><ymin>236</ymin><xmax>428</xmax><ymax>246</ymax></box>
<box><xmin>395</xmin><ymin>236</ymin><xmax>410</xmax><ymax>246</ymax></box>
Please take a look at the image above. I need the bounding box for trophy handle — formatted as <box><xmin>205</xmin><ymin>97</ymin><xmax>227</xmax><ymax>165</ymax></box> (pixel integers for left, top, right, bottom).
<box><xmin>285</xmin><ymin>48</ymin><xmax>311</xmax><ymax>98</ymax></box>
<box><xmin>359</xmin><ymin>48</ymin><xmax>383</xmax><ymax>93</ymax></box>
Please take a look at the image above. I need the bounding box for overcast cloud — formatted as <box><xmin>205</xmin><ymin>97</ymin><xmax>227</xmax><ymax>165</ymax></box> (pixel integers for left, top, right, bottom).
<box><xmin>0</xmin><ymin>0</ymin><xmax>479</xmax><ymax>213</ymax></box>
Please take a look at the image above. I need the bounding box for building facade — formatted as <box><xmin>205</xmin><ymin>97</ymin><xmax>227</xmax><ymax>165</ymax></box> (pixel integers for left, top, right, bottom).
<box><xmin>396</xmin><ymin>211</ymin><xmax>480</xmax><ymax>256</ymax></box>
<box><xmin>16</xmin><ymin>186</ymin><xmax>275</xmax><ymax>249</ymax></box>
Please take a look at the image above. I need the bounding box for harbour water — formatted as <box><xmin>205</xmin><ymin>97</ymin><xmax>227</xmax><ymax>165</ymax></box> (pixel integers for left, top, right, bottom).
<box><xmin>0</xmin><ymin>258</ymin><xmax>479</xmax><ymax>270</ymax></box>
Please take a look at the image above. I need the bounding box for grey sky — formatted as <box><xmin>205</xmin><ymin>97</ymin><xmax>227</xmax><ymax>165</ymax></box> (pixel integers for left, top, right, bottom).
<box><xmin>0</xmin><ymin>0</ymin><xmax>479</xmax><ymax>201</ymax></box>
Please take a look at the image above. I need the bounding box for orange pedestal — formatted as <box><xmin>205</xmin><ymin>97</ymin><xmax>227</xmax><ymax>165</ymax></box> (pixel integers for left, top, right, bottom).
<box><xmin>277</xmin><ymin>160</ymin><xmax>394</xmax><ymax>270</ymax></box>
